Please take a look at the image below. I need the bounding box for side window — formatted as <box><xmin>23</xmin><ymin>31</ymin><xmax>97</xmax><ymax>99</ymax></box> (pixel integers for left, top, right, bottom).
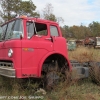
<box><xmin>27</xmin><ymin>21</ymin><xmax>47</xmax><ymax>39</ymax></box>
<box><xmin>50</xmin><ymin>26</ymin><xmax>59</xmax><ymax>36</ymax></box>
<box><xmin>5</xmin><ymin>21</ymin><xmax>15</xmax><ymax>39</ymax></box>
<box><xmin>27</xmin><ymin>22</ymin><xmax>34</xmax><ymax>39</ymax></box>
<box><xmin>36</xmin><ymin>23</ymin><xmax>47</xmax><ymax>36</ymax></box>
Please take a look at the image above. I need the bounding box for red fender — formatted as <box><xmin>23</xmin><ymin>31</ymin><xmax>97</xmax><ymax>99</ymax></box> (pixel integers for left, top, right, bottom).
<box><xmin>38</xmin><ymin>51</ymin><xmax>72</xmax><ymax>77</ymax></box>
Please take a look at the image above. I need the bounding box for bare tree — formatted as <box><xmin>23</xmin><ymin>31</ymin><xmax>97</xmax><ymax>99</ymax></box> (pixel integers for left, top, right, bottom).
<box><xmin>42</xmin><ymin>3</ymin><xmax>64</xmax><ymax>24</ymax></box>
<box><xmin>42</xmin><ymin>3</ymin><xmax>55</xmax><ymax>20</ymax></box>
<box><xmin>57</xmin><ymin>17</ymin><xmax>64</xmax><ymax>24</ymax></box>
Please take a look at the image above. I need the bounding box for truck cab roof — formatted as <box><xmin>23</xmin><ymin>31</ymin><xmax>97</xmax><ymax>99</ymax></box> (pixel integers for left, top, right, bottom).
<box><xmin>2</xmin><ymin>16</ymin><xmax>58</xmax><ymax>26</ymax></box>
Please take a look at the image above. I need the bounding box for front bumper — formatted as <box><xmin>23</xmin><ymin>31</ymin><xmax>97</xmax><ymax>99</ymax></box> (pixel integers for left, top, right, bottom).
<box><xmin>0</xmin><ymin>67</ymin><xmax>16</xmax><ymax>78</ymax></box>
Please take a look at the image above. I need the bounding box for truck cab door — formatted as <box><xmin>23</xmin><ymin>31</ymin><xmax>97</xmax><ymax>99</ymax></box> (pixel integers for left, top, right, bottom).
<box><xmin>50</xmin><ymin>24</ymin><xmax>67</xmax><ymax>54</ymax></box>
<box><xmin>34</xmin><ymin>22</ymin><xmax>54</xmax><ymax>52</ymax></box>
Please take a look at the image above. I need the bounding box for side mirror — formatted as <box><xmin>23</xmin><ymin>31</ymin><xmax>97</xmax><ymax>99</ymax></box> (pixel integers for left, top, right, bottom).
<box><xmin>20</xmin><ymin>34</ymin><xmax>23</xmax><ymax>40</ymax></box>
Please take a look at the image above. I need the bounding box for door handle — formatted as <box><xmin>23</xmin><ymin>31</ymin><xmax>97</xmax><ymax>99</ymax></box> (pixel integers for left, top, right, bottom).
<box><xmin>35</xmin><ymin>35</ymin><xmax>42</xmax><ymax>38</ymax></box>
<box><xmin>45</xmin><ymin>38</ymin><xmax>51</xmax><ymax>40</ymax></box>
<box><xmin>45</xmin><ymin>36</ymin><xmax>53</xmax><ymax>42</ymax></box>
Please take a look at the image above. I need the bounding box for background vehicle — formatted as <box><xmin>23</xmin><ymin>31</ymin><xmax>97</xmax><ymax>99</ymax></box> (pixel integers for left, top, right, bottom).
<box><xmin>84</xmin><ymin>36</ymin><xmax>100</xmax><ymax>48</ymax></box>
<box><xmin>67</xmin><ymin>40</ymin><xmax>76</xmax><ymax>51</ymax></box>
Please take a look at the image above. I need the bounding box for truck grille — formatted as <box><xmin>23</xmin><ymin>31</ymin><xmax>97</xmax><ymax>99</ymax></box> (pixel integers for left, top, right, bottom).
<box><xmin>0</xmin><ymin>62</ymin><xmax>13</xmax><ymax>68</ymax></box>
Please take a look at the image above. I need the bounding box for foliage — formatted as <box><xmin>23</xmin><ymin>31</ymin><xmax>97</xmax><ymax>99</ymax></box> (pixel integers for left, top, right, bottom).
<box><xmin>61</xmin><ymin>21</ymin><xmax>100</xmax><ymax>39</ymax></box>
<box><xmin>70</xmin><ymin>25</ymin><xmax>91</xmax><ymax>39</ymax></box>
<box><xmin>0</xmin><ymin>0</ymin><xmax>39</xmax><ymax>22</ymax></box>
<box><xmin>89</xmin><ymin>21</ymin><xmax>100</xmax><ymax>37</ymax></box>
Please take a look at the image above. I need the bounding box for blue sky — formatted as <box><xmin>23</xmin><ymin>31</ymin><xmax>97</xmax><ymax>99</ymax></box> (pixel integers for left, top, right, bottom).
<box><xmin>87</xmin><ymin>0</ymin><xmax>94</xmax><ymax>4</ymax></box>
<box><xmin>32</xmin><ymin>0</ymin><xmax>100</xmax><ymax>26</ymax></box>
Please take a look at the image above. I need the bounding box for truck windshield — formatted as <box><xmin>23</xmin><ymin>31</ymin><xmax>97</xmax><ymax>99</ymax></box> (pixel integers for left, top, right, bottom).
<box><xmin>5</xmin><ymin>19</ymin><xmax>23</xmax><ymax>40</ymax></box>
<box><xmin>26</xmin><ymin>21</ymin><xmax>47</xmax><ymax>39</ymax></box>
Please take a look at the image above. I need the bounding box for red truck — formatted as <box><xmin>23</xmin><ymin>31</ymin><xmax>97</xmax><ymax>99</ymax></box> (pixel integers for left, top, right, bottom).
<box><xmin>0</xmin><ymin>16</ymin><xmax>71</xmax><ymax>88</ymax></box>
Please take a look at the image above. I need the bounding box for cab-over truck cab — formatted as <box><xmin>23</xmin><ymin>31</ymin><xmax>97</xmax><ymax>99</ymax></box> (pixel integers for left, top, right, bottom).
<box><xmin>0</xmin><ymin>16</ymin><xmax>71</xmax><ymax>87</ymax></box>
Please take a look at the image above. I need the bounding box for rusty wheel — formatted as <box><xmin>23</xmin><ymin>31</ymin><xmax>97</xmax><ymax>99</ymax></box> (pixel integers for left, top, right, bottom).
<box><xmin>42</xmin><ymin>62</ymin><xmax>67</xmax><ymax>90</ymax></box>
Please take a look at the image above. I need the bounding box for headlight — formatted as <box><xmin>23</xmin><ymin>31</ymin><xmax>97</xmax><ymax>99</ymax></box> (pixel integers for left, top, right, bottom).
<box><xmin>8</xmin><ymin>49</ymin><xmax>13</xmax><ymax>57</ymax></box>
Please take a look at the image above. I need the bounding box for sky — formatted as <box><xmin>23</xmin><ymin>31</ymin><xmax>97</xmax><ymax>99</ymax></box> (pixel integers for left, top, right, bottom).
<box><xmin>32</xmin><ymin>0</ymin><xmax>100</xmax><ymax>26</ymax></box>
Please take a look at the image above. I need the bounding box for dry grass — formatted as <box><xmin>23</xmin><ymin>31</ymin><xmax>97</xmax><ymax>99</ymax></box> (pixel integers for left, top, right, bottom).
<box><xmin>0</xmin><ymin>77</ymin><xmax>99</xmax><ymax>100</ymax></box>
<box><xmin>90</xmin><ymin>66</ymin><xmax>100</xmax><ymax>85</ymax></box>
<box><xmin>0</xmin><ymin>46</ymin><xmax>100</xmax><ymax>100</ymax></box>
<box><xmin>65</xmin><ymin>80</ymin><xmax>100</xmax><ymax>100</ymax></box>
<box><xmin>44</xmin><ymin>78</ymin><xmax>100</xmax><ymax>100</ymax></box>
<box><xmin>68</xmin><ymin>46</ymin><xmax>100</xmax><ymax>84</ymax></box>
<box><xmin>68</xmin><ymin>46</ymin><xmax>100</xmax><ymax>62</ymax></box>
